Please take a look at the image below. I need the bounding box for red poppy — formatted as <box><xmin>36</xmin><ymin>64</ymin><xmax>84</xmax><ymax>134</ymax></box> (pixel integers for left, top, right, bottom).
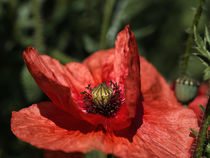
<box><xmin>11</xmin><ymin>25</ymin><xmax>199</xmax><ymax>158</ymax></box>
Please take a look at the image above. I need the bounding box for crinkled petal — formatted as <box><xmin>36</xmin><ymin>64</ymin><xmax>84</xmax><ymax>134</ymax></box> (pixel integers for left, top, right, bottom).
<box><xmin>83</xmin><ymin>49</ymin><xmax>115</xmax><ymax>85</ymax></box>
<box><xmin>113</xmin><ymin>25</ymin><xmax>141</xmax><ymax>119</ymax></box>
<box><xmin>23</xmin><ymin>47</ymin><xmax>76</xmax><ymax>114</ymax></box>
<box><xmin>23</xmin><ymin>47</ymin><xmax>101</xmax><ymax>126</ymax></box>
<box><xmin>11</xmin><ymin>102</ymin><xmax>110</xmax><ymax>152</ymax></box>
<box><xmin>65</xmin><ymin>62</ymin><xmax>95</xmax><ymax>93</ymax></box>
<box><xmin>11</xmin><ymin>101</ymin><xmax>198</xmax><ymax>158</ymax></box>
<box><xmin>125</xmin><ymin>100</ymin><xmax>198</xmax><ymax>158</ymax></box>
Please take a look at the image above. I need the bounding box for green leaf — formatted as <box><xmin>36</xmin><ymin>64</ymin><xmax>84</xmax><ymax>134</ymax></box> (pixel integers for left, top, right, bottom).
<box><xmin>21</xmin><ymin>66</ymin><xmax>42</xmax><ymax>102</ymax></box>
<box><xmin>195</xmin><ymin>53</ymin><xmax>210</xmax><ymax>66</ymax></box>
<box><xmin>205</xmin><ymin>26</ymin><xmax>210</xmax><ymax>45</ymax></box>
<box><xmin>194</xmin><ymin>26</ymin><xmax>206</xmax><ymax>52</ymax></box>
<box><xmin>189</xmin><ymin>128</ymin><xmax>198</xmax><ymax>137</ymax></box>
<box><xmin>206</xmin><ymin>143</ymin><xmax>210</xmax><ymax>154</ymax></box>
<box><xmin>195</xmin><ymin>47</ymin><xmax>209</xmax><ymax>59</ymax></box>
<box><xmin>199</xmin><ymin>104</ymin><xmax>205</xmax><ymax>113</ymax></box>
<box><xmin>204</xmin><ymin>67</ymin><xmax>210</xmax><ymax>81</ymax></box>
<box><xmin>194</xmin><ymin>26</ymin><xmax>210</xmax><ymax>63</ymax></box>
<box><xmin>193</xmin><ymin>53</ymin><xmax>210</xmax><ymax>67</ymax></box>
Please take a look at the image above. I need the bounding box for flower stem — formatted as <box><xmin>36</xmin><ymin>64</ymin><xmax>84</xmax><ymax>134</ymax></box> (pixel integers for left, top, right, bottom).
<box><xmin>181</xmin><ymin>0</ymin><xmax>205</xmax><ymax>76</ymax></box>
<box><xmin>32</xmin><ymin>0</ymin><xmax>45</xmax><ymax>53</ymax></box>
<box><xmin>99</xmin><ymin>0</ymin><xmax>116</xmax><ymax>49</ymax></box>
<box><xmin>193</xmin><ymin>96</ymin><xmax>210</xmax><ymax>158</ymax></box>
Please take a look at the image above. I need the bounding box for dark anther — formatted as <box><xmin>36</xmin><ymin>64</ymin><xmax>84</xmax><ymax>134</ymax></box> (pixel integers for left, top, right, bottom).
<box><xmin>80</xmin><ymin>81</ymin><xmax>123</xmax><ymax>118</ymax></box>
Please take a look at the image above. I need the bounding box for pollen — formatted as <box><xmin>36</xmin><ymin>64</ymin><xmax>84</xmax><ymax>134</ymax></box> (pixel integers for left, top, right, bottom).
<box><xmin>80</xmin><ymin>81</ymin><xmax>123</xmax><ymax>118</ymax></box>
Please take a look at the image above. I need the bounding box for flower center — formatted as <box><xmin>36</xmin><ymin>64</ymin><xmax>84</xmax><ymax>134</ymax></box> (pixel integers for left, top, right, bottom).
<box><xmin>92</xmin><ymin>83</ymin><xmax>113</xmax><ymax>107</ymax></box>
<box><xmin>80</xmin><ymin>81</ymin><xmax>123</xmax><ymax>118</ymax></box>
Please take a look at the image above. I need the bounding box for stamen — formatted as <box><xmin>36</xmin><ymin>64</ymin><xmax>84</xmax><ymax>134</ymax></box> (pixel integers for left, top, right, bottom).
<box><xmin>80</xmin><ymin>81</ymin><xmax>123</xmax><ymax>118</ymax></box>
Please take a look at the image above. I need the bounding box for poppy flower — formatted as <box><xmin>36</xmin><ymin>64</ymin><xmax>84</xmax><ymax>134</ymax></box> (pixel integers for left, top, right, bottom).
<box><xmin>11</xmin><ymin>25</ymin><xmax>199</xmax><ymax>158</ymax></box>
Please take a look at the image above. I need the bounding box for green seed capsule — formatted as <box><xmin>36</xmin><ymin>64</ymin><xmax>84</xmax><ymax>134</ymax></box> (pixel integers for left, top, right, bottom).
<box><xmin>175</xmin><ymin>77</ymin><xmax>200</xmax><ymax>104</ymax></box>
<box><xmin>92</xmin><ymin>83</ymin><xmax>113</xmax><ymax>107</ymax></box>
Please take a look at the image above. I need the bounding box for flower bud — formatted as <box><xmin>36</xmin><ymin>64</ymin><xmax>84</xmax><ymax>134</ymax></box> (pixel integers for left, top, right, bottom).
<box><xmin>175</xmin><ymin>77</ymin><xmax>200</xmax><ymax>104</ymax></box>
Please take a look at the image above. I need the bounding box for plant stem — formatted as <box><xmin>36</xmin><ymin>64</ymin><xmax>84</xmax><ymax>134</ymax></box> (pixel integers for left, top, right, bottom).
<box><xmin>8</xmin><ymin>0</ymin><xmax>17</xmax><ymax>39</ymax></box>
<box><xmin>99</xmin><ymin>0</ymin><xmax>116</xmax><ymax>49</ymax></box>
<box><xmin>32</xmin><ymin>0</ymin><xmax>45</xmax><ymax>53</ymax></box>
<box><xmin>181</xmin><ymin>0</ymin><xmax>205</xmax><ymax>76</ymax></box>
<box><xmin>193</xmin><ymin>96</ymin><xmax>210</xmax><ymax>158</ymax></box>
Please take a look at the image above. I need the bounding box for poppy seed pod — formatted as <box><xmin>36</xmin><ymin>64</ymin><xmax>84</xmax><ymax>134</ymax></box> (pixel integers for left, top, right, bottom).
<box><xmin>175</xmin><ymin>77</ymin><xmax>200</xmax><ymax>104</ymax></box>
<box><xmin>92</xmin><ymin>83</ymin><xmax>113</xmax><ymax>107</ymax></box>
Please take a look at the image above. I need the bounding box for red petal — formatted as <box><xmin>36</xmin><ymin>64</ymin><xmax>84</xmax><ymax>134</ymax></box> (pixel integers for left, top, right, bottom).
<box><xmin>11</xmin><ymin>101</ymin><xmax>197</xmax><ymax>158</ymax></box>
<box><xmin>11</xmin><ymin>102</ymin><xmax>107</xmax><ymax>152</ymax></box>
<box><xmin>113</xmin><ymin>25</ymin><xmax>141</xmax><ymax>119</ymax></box>
<box><xmin>128</xmin><ymin>100</ymin><xmax>198</xmax><ymax>158</ymax></box>
<box><xmin>23</xmin><ymin>47</ymin><xmax>98</xmax><ymax>125</ymax></box>
<box><xmin>65</xmin><ymin>62</ymin><xmax>95</xmax><ymax>93</ymax></box>
<box><xmin>83</xmin><ymin>48</ymin><xmax>115</xmax><ymax>84</ymax></box>
<box><xmin>188</xmin><ymin>84</ymin><xmax>209</xmax><ymax>126</ymax></box>
<box><xmin>23</xmin><ymin>47</ymin><xmax>74</xmax><ymax>113</ymax></box>
<box><xmin>140</xmin><ymin>57</ymin><xmax>178</xmax><ymax>104</ymax></box>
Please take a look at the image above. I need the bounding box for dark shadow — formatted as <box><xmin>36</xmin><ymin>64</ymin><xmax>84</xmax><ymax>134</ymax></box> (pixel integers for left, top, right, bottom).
<box><xmin>114</xmin><ymin>94</ymin><xmax>144</xmax><ymax>142</ymax></box>
<box><xmin>37</xmin><ymin>102</ymin><xmax>100</xmax><ymax>133</ymax></box>
<box><xmin>44</xmin><ymin>150</ymin><xmax>84</xmax><ymax>158</ymax></box>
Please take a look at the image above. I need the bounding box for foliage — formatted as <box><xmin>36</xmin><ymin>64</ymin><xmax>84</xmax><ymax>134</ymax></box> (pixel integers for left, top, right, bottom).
<box><xmin>194</xmin><ymin>26</ymin><xmax>210</xmax><ymax>81</ymax></box>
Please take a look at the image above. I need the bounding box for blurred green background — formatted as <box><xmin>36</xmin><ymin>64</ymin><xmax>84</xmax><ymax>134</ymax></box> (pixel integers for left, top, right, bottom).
<box><xmin>0</xmin><ymin>0</ymin><xmax>210</xmax><ymax>157</ymax></box>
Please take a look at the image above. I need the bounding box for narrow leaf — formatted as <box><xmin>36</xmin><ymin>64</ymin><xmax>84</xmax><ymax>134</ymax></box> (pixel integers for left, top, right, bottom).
<box><xmin>204</xmin><ymin>67</ymin><xmax>210</xmax><ymax>81</ymax></box>
<box><xmin>199</xmin><ymin>104</ymin><xmax>205</xmax><ymax>113</ymax></box>
<box><xmin>190</xmin><ymin>128</ymin><xmax>198</xmax><ymax>138</ymax></box>
<box><xmin>205</xmin><ymin>26</ymin><xmax>210</xmax><ymax>45</ymax></box>
<box><xmin>193</xmin><ymin>53</ymin><xmax>210</xmax><ymax>67</ymax></box>
<box><xmin>194</xmin><ymin>26</ymin><xmax>206</xmax><ymax>51</ymax></box>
